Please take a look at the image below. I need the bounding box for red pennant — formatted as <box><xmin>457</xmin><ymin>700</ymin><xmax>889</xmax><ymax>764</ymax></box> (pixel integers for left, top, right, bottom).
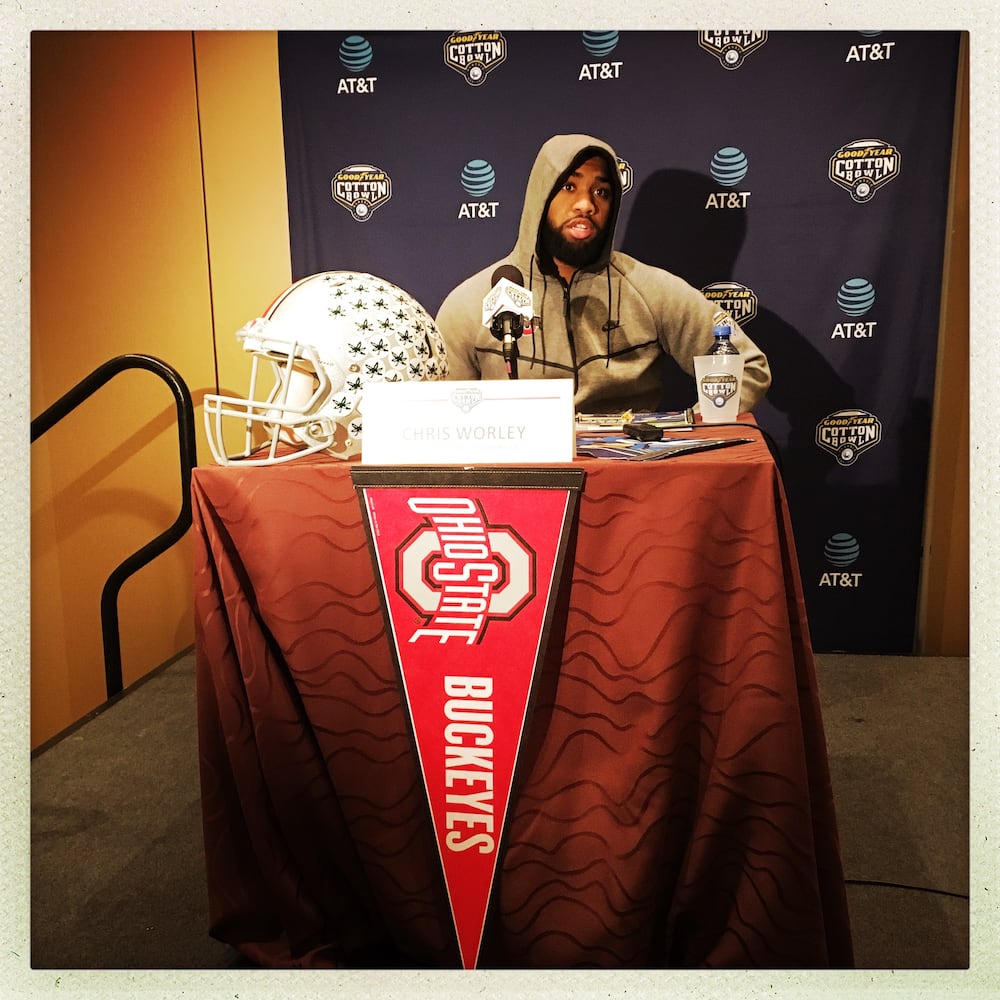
<box><xmin>352</xmin><ymin>468</ymin><xmax>583</xmax><ymax>968</ymax></box>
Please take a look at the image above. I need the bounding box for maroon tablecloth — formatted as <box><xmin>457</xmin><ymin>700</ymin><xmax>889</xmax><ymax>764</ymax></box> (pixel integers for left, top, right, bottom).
<box><xmin>193</xmin><ymin>423</ymin><xmax>853</xmax><ymax>968</ymax></box>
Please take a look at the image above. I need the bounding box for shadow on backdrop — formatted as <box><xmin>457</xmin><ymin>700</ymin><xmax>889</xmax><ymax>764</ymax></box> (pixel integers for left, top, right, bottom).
<box><xmin>619</xmin><ymin>168</ymin><xmax>856</xmax><ymax>488</ymax></box>
<box><xmin>620</xmin><ymin>168</ymin><xmax>932</xmax><ymax>652</ymax></box>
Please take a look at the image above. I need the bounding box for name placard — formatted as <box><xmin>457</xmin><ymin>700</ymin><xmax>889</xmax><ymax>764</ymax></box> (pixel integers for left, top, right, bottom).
<box><xmin>361</xmin><ymin>379</ymin><xmax>575</xmax><ymax>464</ymax></box>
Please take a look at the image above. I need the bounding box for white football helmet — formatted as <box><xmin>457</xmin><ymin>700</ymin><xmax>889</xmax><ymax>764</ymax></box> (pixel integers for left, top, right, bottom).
<box><xmin>204</xmin><ymin>271</ymin><xmax>448</xmax><ymax>464</ymax></box>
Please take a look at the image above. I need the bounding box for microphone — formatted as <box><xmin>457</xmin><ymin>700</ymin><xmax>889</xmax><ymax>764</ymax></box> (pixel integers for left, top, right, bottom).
<box><xmin>482</xmin><ymin>265</ymin><xmax>533</xmax><ymax>378</ymax></box>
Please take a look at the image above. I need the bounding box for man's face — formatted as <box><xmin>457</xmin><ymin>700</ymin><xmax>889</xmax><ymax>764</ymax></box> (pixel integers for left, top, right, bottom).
<box><xmin>542</xmin><ymin>155</ymin><xmax>614</xmax><ymax>270</ymax></box>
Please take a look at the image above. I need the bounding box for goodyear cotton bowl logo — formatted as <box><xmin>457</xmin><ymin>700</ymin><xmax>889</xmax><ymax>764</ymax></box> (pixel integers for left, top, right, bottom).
<box><xmin>444</xmin><ymin>31</ymin><xmax>507</xmax><ymax>85</ymax></box>
<box><xmin>699</xmin><ymin>371</ymin><xmax>739</xmax><ymax>408</ymax></box>
<box><xmin>332</xmin><ymin>164</ymin><xmax>392</xmax><ymax>221</ymax></box>
<box><xmin>829</xmin><ymin>139</ymin><xmax>901</xmax><ymax>202</ymax></box>
<box><xmin>450</xmin><ymin>387</ymin><xmax>483</xmax><ymax>413</ymax></box>
<box><xmin>702</xmin><ymin>281</ymin><xmax>758</xmax><ymax>325</ymax></box>
<box><xmin>816</xmin><ymin>408</ymin><xmax>882</xmax><ymax>465</ymax></box>
<box><xmin>617</xmin><ymin>157</ymin><xmax>633</xmax><ymax>194</ymax></box>
<box><xmin>399</xmin><ymin>498</ymin><xmax>535</xmax><ymax>646</ymax></box>
<box><xmin>698</xmin><ymin>30</ymin><xmax>768</xmax><ymax>69</ymax></box>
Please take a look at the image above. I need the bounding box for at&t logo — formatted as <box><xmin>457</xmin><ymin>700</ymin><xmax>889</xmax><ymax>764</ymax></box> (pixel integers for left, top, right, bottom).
<box><xmin>458</xmin><ymin>159</ymin><xmax>499</xmax><ymax>220</ymax></box>
<box><xmin>332</xmin><ymin>164</ymin><xmax>392</xmax><ymax>221</ymax></box>
<box><xmin>832</xmin><ymin>277</ymin><xmax>878</xmax><ymax>339</ymax></box>
<box><xmin>819</xmin><ymin>532</ymin><xmax>863</xmax><ymax>588</ymax></box>
<box><xmin>705</xmin><ymin>146</ymin><xmax>751</xmax><ymax>209</ymax></box>
<box><xmin>444</xmin><ymin>31</ymin><xmax>507</xmax><ymax>85</ymax></box>
<box><xmin>815</xmin><ymin>408</ymin><xmax>882</xmax><ymax>465</ymax></box>
<box><xmin>400</xmin><ymin>497</ymin><xmax>535</xmax><ymax>645</ymax></box>
<box><xmin>829</xmin><ymin>139</ymin><xmax>901</xmax><ymax>202</ymax></box>
<box><xmin>846</xmin><ymin>31</ymin><xmax>897</xmax><ymax>63</ymax></box>
<box><xmin>337</xmin><ymin>35</ymin><xmax>378</xmax><ymax>94</ymax></box>
<box><xmin>579</xmin><ymin>30</ymin><xmax>623</xmax><ymax>80</ymax></box>
<box><xmin>698</xmin><ymin>30</ymin><xmax>767</xmax><ymax>70</ymax></box>
<box><xmin>701</xmin><ymin>281</ymin><xmax>757</xmax><ymax>325</ymax></box>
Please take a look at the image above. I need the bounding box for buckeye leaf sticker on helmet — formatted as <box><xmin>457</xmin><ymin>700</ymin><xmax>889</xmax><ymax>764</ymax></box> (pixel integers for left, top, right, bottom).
<box><xmin>204</xmin><ymin>271</ymin><xmax>449</xmax><ymax>464</ymax></box>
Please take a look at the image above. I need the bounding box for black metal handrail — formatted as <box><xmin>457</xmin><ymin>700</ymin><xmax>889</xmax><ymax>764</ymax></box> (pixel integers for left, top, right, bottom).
<box><xmin>31</xmin><ymin>354</ymin><xmax>198</xmax><ymax>699</ymax></box>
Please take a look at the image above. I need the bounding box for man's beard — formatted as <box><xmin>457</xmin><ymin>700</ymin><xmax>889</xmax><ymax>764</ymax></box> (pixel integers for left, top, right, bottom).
<box><xmin>541</xmin><ymin>220</ymin><xmax>605</xmax><ymax>270</ymax></box>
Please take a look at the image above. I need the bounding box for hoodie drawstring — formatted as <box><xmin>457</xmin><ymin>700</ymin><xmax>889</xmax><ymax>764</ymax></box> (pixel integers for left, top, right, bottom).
<box><xmin>527</xmin><ymin>257</ymin><xmax>539</xmax><ymax>367</ymax></box>
<box><xmin>529</xmin><ymin>258</ymin><xmax>620</xmax><ymax>370</ymax></box>
<box><xmin>601</xmin><ymin>265</ymin><xmax>621</xmax><ymax>366</ymax></box>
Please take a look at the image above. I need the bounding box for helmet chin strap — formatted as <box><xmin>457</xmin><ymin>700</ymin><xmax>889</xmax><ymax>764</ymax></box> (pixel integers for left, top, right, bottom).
<box><xmin>297</xmin><ymin>417</ymin><xmax>337</xmax><ymax>447</ymax></box>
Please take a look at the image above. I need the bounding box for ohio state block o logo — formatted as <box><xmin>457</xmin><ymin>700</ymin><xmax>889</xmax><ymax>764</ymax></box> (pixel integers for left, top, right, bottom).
<box><xmin>397</xmin><ymin>525</ymin><xmax>535</xmax><ymax>624</ymax></box>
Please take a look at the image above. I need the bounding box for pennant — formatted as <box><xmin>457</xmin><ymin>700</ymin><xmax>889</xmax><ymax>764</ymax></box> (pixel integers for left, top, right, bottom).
<box><xmin>352</xmin><ymin>467</ymin><xmax>584</xmax><ymax>969</ymax></box>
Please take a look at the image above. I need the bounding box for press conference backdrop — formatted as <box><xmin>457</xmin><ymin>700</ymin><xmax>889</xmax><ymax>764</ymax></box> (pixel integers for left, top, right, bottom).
<box><xmin>277</xmin><ymin>30</ymin><xmax>961</xmax><ymax>654</ymax></box>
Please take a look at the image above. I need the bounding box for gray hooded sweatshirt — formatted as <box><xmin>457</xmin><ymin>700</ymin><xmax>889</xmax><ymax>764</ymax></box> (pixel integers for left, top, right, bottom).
<box><xmin>435</xmin><ymin>133</ymin><xmax>771</xmax><ymax>414</ymax></box>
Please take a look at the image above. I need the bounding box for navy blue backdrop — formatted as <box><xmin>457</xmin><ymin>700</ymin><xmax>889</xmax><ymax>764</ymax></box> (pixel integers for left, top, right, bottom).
<box><xmin>276</xmin><ymin>29</ymin><xmax>961</xmax><ymax>654</ymax></box>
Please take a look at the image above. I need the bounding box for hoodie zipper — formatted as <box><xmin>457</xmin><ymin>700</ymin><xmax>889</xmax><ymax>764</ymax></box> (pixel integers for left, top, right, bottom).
<box><xmin>561</xmin><ymin>274</ymin><xmax>579</xmax><ymax>393</ymax></box>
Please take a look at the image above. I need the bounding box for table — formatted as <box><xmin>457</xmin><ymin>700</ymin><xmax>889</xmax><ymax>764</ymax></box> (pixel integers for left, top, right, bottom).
<box><xmin>192</xmin><ymin>421</ymin><xmax>854</xmax><ymax>969</ymax></box>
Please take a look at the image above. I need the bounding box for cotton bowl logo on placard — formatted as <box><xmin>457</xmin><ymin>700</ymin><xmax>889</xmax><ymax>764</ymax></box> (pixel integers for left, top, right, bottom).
<box><xmin>829</xmin><ymin>139</ymin><xmax>901</xmax><ymax>202</ymax></box>
<box><xmin>450</xmin><ymin>387</ymin><xmax>483</xmax><ymax>413</ymax></box>
<box><xmin>816</xmin><ymin>408</ymin><xmax>882</xmax><ymax>465</ymax></box>
<box><xmin>399</xmin><ymin>498</ymin><xmax>536</xmax><ymax>646</ymax></box>
<box><xmin>701</xmin><ymin>281</ymin><xmax>758</xmax><ymax>325</ymax></box>
<box><xmin>444</xmin><ymin>30</ymin><xmax>507</xmax><ymax>85</ymax></box>
<box><xmin>332</xmin><ymin>164</ymin><xmax>392</xmax><ymax>221</ymax></box>
<box><xmin>698</xmin><ymin>30</ymin><xmax>768</xmax><ymax>69</ymax></box>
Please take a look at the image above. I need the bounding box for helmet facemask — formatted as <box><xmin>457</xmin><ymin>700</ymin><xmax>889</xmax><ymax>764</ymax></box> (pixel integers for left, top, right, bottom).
<box><xmin>204</xmin><ymin>272</ymin><xmax>448</xmax><ymax>465</ymax></box>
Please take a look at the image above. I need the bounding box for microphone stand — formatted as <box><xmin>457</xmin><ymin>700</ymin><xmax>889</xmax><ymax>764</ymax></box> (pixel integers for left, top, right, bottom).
<box><xmin>497</xmin><ymin>314</ymin><xmax>520</xmax><ymax>379</ymax></box>
<box><xmin>503</xmin><ymin>326</ymin><xmax>519</xmax><ymax>381</ymax></box>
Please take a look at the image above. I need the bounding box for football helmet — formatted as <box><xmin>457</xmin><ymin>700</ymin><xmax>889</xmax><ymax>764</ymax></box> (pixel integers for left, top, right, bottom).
<box><xmin>204</xmin><ymin>271</ymin><xmax>448</xmax><ymax>464</ymax></box>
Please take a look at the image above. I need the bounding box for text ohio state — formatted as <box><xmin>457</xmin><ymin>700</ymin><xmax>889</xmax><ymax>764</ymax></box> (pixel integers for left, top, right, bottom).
<box><xmin>406</xmin><ymin>497</ymin><xmax>500</xmax><ymax>644</ymax></box>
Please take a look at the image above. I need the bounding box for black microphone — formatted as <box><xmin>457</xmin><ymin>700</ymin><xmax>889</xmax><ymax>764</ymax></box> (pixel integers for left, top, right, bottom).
<box><xmin>485</xmin><ymin>265</ymin><xmax>531</xmax><ymax>379</ymax></box>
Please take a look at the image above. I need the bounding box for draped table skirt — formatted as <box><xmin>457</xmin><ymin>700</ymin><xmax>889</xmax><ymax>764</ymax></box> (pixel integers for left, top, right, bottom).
<box><xmin>192</xmin><ymin>422</ymin><xmax>853</xmax><ymax>969</ymax></box>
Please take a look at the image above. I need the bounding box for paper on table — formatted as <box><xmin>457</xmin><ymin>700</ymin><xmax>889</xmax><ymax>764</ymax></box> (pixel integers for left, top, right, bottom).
<box><xmin>575</xmin><ymin>434</ymin><xmax>753</xmax><ymax>461</ymax></box>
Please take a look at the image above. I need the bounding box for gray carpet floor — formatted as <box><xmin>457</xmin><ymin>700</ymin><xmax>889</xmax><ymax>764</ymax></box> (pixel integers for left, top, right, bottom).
<box><xmin>27</xmin><ymin>650</ymin><xmax>971</xmax><ymax>974</ymax></box>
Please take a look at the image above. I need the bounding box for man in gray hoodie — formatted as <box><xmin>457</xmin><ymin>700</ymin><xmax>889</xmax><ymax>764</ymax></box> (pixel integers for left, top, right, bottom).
<box><xmin>435</xmin><ymin>133</ymin><xmax>771</xmax><ymax>414</ymax></box>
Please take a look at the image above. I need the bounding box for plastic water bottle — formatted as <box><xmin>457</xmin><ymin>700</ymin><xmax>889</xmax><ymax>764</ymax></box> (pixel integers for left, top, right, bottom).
<box><xmin>708</xmin><ymin>319</ymin><xmax>740</xmax><ymax>356</ymax></box>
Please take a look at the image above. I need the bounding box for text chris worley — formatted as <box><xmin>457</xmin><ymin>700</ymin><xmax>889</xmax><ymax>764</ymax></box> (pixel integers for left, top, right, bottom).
<box><xmin>402</xmin><ymin>424</ymin><xmax>527</xmax><ymax>442</ymax></box>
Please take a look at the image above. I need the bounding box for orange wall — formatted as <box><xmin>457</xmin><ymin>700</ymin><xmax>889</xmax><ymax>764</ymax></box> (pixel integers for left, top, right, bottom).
<box><xmin>917</xmin><ymin>36</ymin><xmax>969</xmax><ymax>656</ymax></box>
<box><xmin>30</xmin><ymin>30</ymin><xmax>969</xmax><ymax>749</ymax></box>
<box><xmin>30</xmin><ymin>31</ymin><xmax>290</xmax><ymax>748</ymax></box>
<box><xmin>191</xmin><ymin>31</ymin><xmax>294</xmax><ymax>396</ymax></box>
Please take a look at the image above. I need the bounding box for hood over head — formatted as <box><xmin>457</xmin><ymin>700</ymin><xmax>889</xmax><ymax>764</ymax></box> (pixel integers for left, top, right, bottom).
<box><xmin>512</xmin><ymin>133</ymin><xmax>623</xmax><ymax>278</ymax></box>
